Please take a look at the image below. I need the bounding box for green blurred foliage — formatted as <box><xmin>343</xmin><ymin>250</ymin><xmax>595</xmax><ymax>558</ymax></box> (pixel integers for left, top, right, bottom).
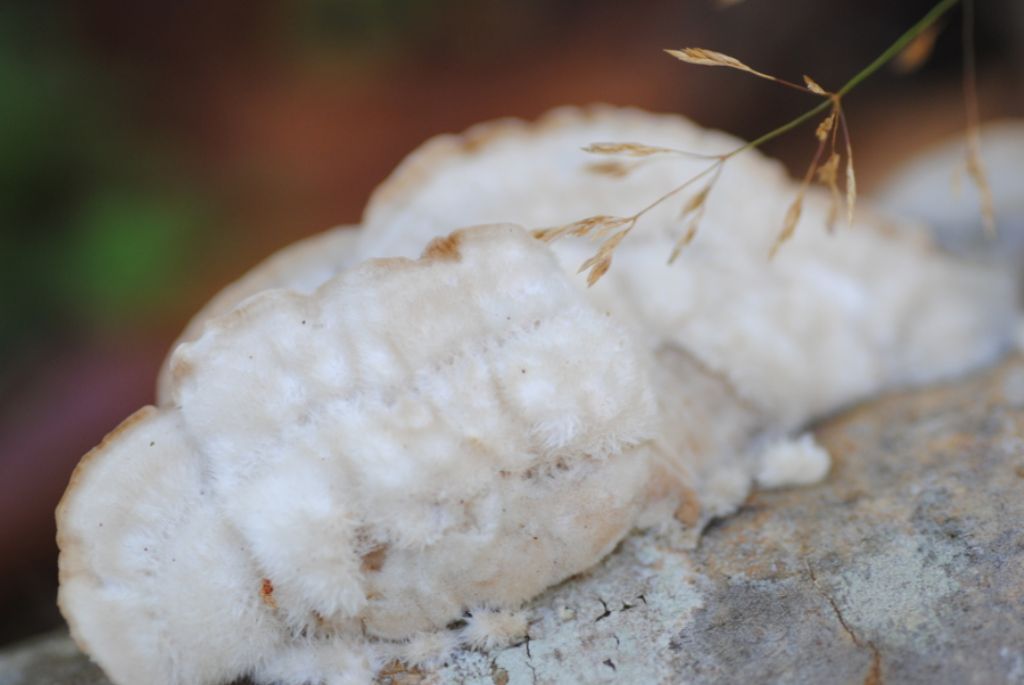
<box><xmin>0</xmin><ymin>4</ymin><xmax>207</xmax><ymax>374</ymax></box>
<box><xmin>60</xmin><ymin>192</ymin><xmax>202</xmax><ymax>325</ymax></box>
<box><xmin>298</xmin><ymin>0</ymin><xmax>435</xmax><ymax>50</ymax></box>
<box><xmin>288</xmin><ymin>0</ymin><xmax>556</xmax><ymax>64</ymax></box>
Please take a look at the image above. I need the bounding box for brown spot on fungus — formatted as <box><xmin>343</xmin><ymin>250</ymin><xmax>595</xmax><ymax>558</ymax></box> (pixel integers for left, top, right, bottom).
<box><xmin>360</xmin><ymin>545</ymin><xmax>389</xmax><ymax>573</ymax></box>
<box><xmin>674</xmin><ymin>494</ymin><xmax>702</xmax><ymax>528</ymax></box>
<box><xmin>260</xmin><ymin>578</ymin><xmax>276</xmax><ymax>609</ymax></box>
<box><xmin>423</xmin><ymin>232</ymin><xmax>463</xmax><ymax>261</ymax></box>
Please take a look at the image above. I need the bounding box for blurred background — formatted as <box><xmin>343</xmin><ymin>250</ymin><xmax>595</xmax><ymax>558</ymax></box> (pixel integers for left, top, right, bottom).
<box><xmin>1</xmin><ymin>0</ymin><xmax>1021</xmax><ymax>647</ymax></box>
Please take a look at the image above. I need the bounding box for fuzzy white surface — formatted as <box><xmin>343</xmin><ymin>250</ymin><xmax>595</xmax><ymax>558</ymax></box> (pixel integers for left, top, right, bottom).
<box><xmin>156</xmin><ymin>226</ymin><xmax>361</xmax><ymax>400</ymax></box>
<box><xmin>354</xmin><ymin>106</ymin><xmax>1017</xmax><ymax>515</ymax></box>
<box><xmin>170</xmin><ymin>107</ymin><xmax>1016</xmax><ymax>518</ymax></box>
<box><xmin>875</xmin><ymin>120</ymin><xmax>1024</xmax><ymax>257</ymax></box>
<box><xmin>58</xmin><ymin>224</ymin><xmax>664</xmax><ymax>685</ymax></box>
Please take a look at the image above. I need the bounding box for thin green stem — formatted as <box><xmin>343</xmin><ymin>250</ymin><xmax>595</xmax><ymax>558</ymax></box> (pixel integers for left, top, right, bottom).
<box><xmin>730</xmin><ymin>0</ymin><xmax>960</xmax><ymax>157</ymax></box>
<box><xmin>633</xmin><ymin>159</ymin><xmax>724</xmax><ymax>218</ymax></box>
<box><xmin>731</xmin><ymin>99</ymin><xmax>832</xmax><ymax>157</ymax></box>
<box><xmin>838</xmin><ymin>0</ymin><xmax>960</xmax><ymax>96</ymax></box>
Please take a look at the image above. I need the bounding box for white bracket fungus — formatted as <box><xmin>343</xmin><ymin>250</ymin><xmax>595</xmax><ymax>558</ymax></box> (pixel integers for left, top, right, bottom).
<box><xmin>58</xmin><ymin>107</ymin><xmax>1020</xmax><ymax>685</ymax></box>
<box><xmin>59</xmin><ymin>224</ymin><xmax>677</xmax><ymax>685</ymax></box>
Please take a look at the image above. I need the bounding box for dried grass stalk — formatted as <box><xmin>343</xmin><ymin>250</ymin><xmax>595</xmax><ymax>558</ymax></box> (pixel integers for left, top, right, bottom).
<box><xmin>966</xmin><ymin>138</ymin><xmax>996</xmax><ymax>235</ymax></box>
<box><xmin>961</xmin><ymin>0</ymin><xmax>996</xmax><ymax>236</ymax></box>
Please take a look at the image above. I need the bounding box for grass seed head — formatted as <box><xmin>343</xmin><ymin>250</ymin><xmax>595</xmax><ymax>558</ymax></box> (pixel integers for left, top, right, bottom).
<box><xmin>532</xmin><ymin>215</ymin><xmax>632</xmax><ymax>243</ymax></box>
<box><xmin>669</xmin><ymin>211</ymin><xmax>705</xmax><ymax>264</ymax></box>
<box><xmin>581</xmin><ymin>255</ymin><xmax>612</xmax><ymax>287</ymax></box>
<box><xmin>844</xmin><ymin>141</ymin><xmax>857</xmax><ymax>225</ymax></box>
<box><xmin>770</xmin><ymin>193</ymin><xmax>804</xmax><ymax>258</ymax></box>
<box><xmin>583</xmin><ymin>142</ymin><xmax>676</xmax><ymax>157</ymax></box>
<box><xmin>816</xmin><ymin>111</ymin><xmax>837</xmax><ymax>142</ymax></box>
<box><xmin>803</xmin><ymin>75</ymin><xmax>828</xmax><ymax>95</ymax></box>
<box><xmin>680</xmin><ymin>184</ymin><xmax>712</xmax><ymax>219</ymax></box>
<box><xmin>817</xmin><ymin>152</ymin><xmax>842</xmax><ymax>232</ymax></box>
<box><xmin>579</xmin><ymin>228</ymin><xmax>632</xmax><ymax>286</ymax></box>
<box><xmin>665</xmin><ymin>47</ymin><xmax>774</xmax><ymax>82</ymax></box>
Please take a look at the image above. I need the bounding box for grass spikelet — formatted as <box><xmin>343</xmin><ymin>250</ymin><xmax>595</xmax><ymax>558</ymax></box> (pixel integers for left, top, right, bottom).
<box><xmin>665</xmin><ymin>48</ymin><xmax>775</xmax><ymax>82</ymax></box>
<box><xmin>773</xmin><ymin>111</ymin><xmax>829</xmax><ymax>257</ymax></box>
<box><xmin>817</xmin><ymin>152</ymin><xmax>842</xmax><ymax>232</ymax></box>
<box><xmin>668</xmin><ymin>165</ymin><xmax>722</xmax><ymax>262</ymax></box>
<box><xmin>583</xmin><ymin>142</ymin><xmax>677</xmax><ymax>157</ymax></box>
<box><xmin>584</xmin><ymin>258</ymin><xmax>611</xmax><ymax>286</ymax></box>
<box><xmin>679</xmin><ymin>184</ymin><xmax>712</xmax><ymax>220</ymax></box>
<box><xmin>771</xmin><ymin>194</ymin><xmax>804</xmax><ymax>258</ymax></box>
<box><xmin>579</xmin><ymin>228</ymin><xmax>632</xmax><ymax>286</ymax></box>
<box><xmin>816</xmin><ymin>111</ymin><xmax>837</xmax><ymax>142</ymax></box>
<box><xmin>669</xmin><ymin>213</ymin><xmax>704</xmax><ymax>264</ymax></box>
<box><xmin>532</xmin><ymin>215</ymin><xmax>632</xmax><ymax>243</ymax></box>
<box><xmin>839</xmin><ymin>109</ymin><xmax>857</xmax><ymax>225</ymax></box>
<box><xmin>667</xmin><ymin>48</ymin><xmax>830</xmax><ymax>95</ymax></box>
<box><xmin>803</xmin><ymin>75</ymin><xmax>828</xmax><ymax>95</ymax></box>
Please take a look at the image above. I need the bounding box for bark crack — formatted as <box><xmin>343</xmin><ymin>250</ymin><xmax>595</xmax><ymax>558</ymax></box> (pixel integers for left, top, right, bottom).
<box><xmin>806</xmin><ymin>562</ymin><xmax>883</xmax><ymax>685</ymax></box>
<box><xmin>522</xmin><ymin>637</ymin><xmax>537</xmax><ymax>685</ymax></box>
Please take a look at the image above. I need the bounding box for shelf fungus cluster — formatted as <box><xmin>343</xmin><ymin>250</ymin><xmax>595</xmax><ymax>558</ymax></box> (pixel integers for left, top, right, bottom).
<box><xmin>57</xmin><ymin>107</ymin><xmax>1019</xmax><ymax>685</ymax></box>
